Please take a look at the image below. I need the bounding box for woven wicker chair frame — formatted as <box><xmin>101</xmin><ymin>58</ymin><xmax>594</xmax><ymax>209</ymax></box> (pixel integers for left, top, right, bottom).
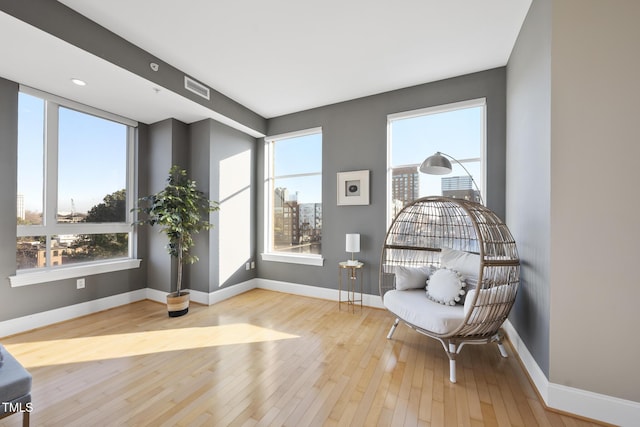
<box><xmin>379</xmin><ymin>196</ymin><xmax>520</xmax><ymax>383</ymax></box>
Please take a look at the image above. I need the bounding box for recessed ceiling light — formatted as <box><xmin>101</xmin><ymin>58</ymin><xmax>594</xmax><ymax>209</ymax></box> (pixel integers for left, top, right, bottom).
<box><xmin>71</xmin><ymin>78</ymin><xmax>87</xmax><ymax>86</ymax></box>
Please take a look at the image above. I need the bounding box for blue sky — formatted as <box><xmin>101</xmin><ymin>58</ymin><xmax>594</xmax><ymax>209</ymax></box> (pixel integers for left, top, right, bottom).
<box><xmin>18</xmin><ymin>92</ymin><xmax>127</xmax><ymax>214</ymax></box>
<box><xmin>273</xmin><ymin>132</ymin><xmax>322</xmax><ymax>204</ymax></box>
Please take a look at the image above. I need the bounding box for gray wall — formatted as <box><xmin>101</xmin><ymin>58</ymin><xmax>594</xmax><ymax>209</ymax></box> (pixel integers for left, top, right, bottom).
<box><xmin>507</xmin><ymin>0</ymin><xmax>640</xmax><ymax>402</ymax></box>
<box><xmin>506</xmin><ymin>0</ymin><xmax>552</xmax><ymax>377</ymax></box>
<box><xmin>145</xmin><ymin>119</ymin><xmax>189</xmax><ymax>293</ymax></box>
<box><xmin>189</xmin><ymin>119</ymin><xmax>257</xmax><ymax>293</ymax></box>
<box><xmin>0</xmin><ymin>77</ymin><xmax>147</xmax><ymax>323</ymax></box>
<box><xmin>257</xmin><ymin>69</ymin><xmax>507</xmax><ymax>295</ymax></box>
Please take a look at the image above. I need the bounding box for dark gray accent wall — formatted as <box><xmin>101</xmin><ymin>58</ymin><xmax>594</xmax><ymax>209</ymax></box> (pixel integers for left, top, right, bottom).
<box><xmin>0</xmin><ymin>77</ymin><xmax>147</xmax><ymax>323</ymax></box>
<box><xmin>0</xmin><ymin>77</ymin><xmax>20</xmax><ymax>320</ymax></box>
<box><xmin>188</xmin><ymin>120</ymin><xmax>214</xmax><ymax>294</ymax></box>
<box><xmin>0</xmin><ymin>0</ymin><xmax>267</xmax><ymax>136</ymax></box>
<box><xmin>257</xmin><ymin>69</ymin><xmax>507</xmax><ymax>295</ymax></box>
<box><xmin>145</xmin><ymin>119</ymin><xmax>189</xmax><ymax>293</ymax></box>
<box><xmin>506</xmin><ymin>0</ymin><xmax>551</xmax><ymax>378</ymax></box>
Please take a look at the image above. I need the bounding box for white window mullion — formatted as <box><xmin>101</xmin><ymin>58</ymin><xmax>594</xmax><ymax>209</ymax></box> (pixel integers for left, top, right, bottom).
<box><xmin>127</xmin><ymin>126</ymin><xmax>137</xmax><ymax>258</ymax></box>
<box><xmin>264</xmin><ymin>140</ymin><xmax>274</xmax><ymax>254</ymax></box>
<box><xmin>44</xmin><ymin>236</ymin><xmax>51</xmax><ymax>268</ymax></box>
<box><xmin>48</xmin><ymin>223</ymin><xmax>131</xmax><ymax>235</ymax></box>
<box><xmin>44</xmin><ymin>100</ymin><xmax>59</xmax><ymax>231</ymax></box>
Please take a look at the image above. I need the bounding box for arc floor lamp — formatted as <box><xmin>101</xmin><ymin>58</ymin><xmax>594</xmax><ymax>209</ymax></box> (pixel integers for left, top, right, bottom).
<box><xmin>419</xmin><ymin>151</ymin><xmax>484</xmax><ymax>205</ymax></box>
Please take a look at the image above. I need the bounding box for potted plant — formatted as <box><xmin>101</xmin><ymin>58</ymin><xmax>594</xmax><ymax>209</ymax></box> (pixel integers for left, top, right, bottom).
<box><xmin>134</xmin><ymin>165</ymin><xmax>219</xmax><ymax>317</ymax></box>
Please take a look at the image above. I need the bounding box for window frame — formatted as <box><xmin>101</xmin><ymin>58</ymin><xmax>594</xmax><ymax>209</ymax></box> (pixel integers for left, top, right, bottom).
<box><xmin>10</xmin><ymin>86</ymin><xmax>140</xmax><ymax>287</ymax></box>
<box><xmin>386</xmin><ymin>98</ymin><xmax>487</xmax><ymax>227</ymax></box>
<box><xmin>262</xmin><ymin>127</ymin><xmax>324</xmax><ymax>266</ymax></box>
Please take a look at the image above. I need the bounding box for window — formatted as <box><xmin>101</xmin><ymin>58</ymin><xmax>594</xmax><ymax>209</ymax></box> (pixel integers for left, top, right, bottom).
<box><xmin>387</xmin><ymin>99</ymin><xmax>486</xmax><ymax>222</ymax></box>
<box><xmin>263</xmin><ymin>128</ymin><xmax>323</xmax><ymax>265</ymax></box>
<box><xmin>12</xmin><ymin>87</ymin><xmax>139</xmax><ymax>285</ymax></box>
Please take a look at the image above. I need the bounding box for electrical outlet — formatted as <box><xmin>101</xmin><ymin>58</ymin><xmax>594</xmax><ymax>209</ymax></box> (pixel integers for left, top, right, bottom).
<box><xmin>77</xmin><ymin>278</ymin><xmax>85</xmax><ymax>289</ymax></box>
<box><xmin>245</xmin><ymin>262</ymin><xmax>250</xmax><ymax>271</ymax></box>
<box><xmin>251</xmin><ymin>261</ymin><xmax>255</xmax><ymax>269</ymax></box>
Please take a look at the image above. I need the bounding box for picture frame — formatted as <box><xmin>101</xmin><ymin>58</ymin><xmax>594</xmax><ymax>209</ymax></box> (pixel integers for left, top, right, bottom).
<box><xmin>337</xmin><ymin>170</ymin><xmax>370</xmax><ymax>206</ymax></box>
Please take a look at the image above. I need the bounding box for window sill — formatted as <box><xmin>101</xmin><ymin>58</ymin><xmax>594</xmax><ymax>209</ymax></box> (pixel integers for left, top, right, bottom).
<box><xmin>261</xmin><ymin>252</ymin><xmax>324</xmax><ymax>266</ymax></box>
<box><xmin>9</xmin><ymin>258</ymin><xmax>142</xmax><ymax>287</ymax></box>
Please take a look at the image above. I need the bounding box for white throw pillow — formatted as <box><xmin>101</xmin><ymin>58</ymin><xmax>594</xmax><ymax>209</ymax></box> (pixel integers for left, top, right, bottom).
<box><xmin>440</xmin><ymin>248</ymin><xmax>480</xmax><ymax>279</ymax></box>
<box><xmin>440</xmin><ymin>248</ymin><xmax>480</xmax><ymax>302</ymax></box>
<box><xmin>426</xmin><ymin>268</ymin><xmax>466</xmax><ymax>306</ymax></box>
<box><xmin>394</xmin><ymin>265</ymin><xmax>433</xmax><ymax>290</ymax></box>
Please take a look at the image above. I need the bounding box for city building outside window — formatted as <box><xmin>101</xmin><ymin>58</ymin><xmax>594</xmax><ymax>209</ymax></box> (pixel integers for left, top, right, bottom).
<box><xmin>387</xmin><ymin>98</ymin><xmax>486</xmax><ymax>223</ymax></box>
<box><xmin>263</xmin><ymin>128</ymin><xmax>322</xmax><ymax>265</ymax></box>
<box><xmin>16</xmin><ymin>87</ymin><xmax>137</xmax><ymax>274</ymax></box>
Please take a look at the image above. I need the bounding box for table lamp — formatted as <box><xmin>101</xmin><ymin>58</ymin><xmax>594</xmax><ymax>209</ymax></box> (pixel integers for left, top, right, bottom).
<box><xmin>345</xmin><ymin>233</ymin><xmax>360</xmax><ymax>265</ymax></box>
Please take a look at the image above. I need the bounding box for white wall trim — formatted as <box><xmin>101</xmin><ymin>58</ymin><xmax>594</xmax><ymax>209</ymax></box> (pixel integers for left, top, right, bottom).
<box><xmin>503</xmin><ymin>320</ymin><xmax>640</xmax><ymax>426</ymax></box>
<box><xmin>0</xmin><ymin>289</ymin><xmax>147</xmax><ymax>337</ymax></box>
<box><xmin>261</xmin><ymin>252</ymin><xmax>324</xmax><ymax>266</ymax></box>
<box><xmin>145</xmin><ymin>287</ymin><xmax>168</xmax><ymax>304</ymax></box>
<box><xmin>255</xmin><ymin>278</ymin><xmax>384</xmax><ymax>309</ymax></box>
<box><xmin>144</xmin><ymin>280</ymin><xmax>257</xmax><ymax>306</ymax></box>
<box><xmin>208</xmin><ymin>280</ymin><xmax>257</xmax><ymax>305</ymax></box>
<box><xmin>9</xmin><ymin>258</ymin><xmax>142</xmax><ymax>287</ymax></box>
<box><xmin>502</xmin><ymin>320</ymin><xmax>549</xmax><ymax>402</ymax></box>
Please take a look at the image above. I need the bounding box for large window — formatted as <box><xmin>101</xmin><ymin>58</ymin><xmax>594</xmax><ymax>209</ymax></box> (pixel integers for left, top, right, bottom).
<box><xmin>14</xmin><ymin>87</ymin><xmax>137</xmax><ymax>283</ymax></box>
<box><xmin>263</xmin><ymin>128</ymin><xmax>322</xmax><ymax>265</ymax></box>
<box><xmin>388</xmin><ymin>99</ymin><xmax>486</xmax><ymax>222</ymax></box>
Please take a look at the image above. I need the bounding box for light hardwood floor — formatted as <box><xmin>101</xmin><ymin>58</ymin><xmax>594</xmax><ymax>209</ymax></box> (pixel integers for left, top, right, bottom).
<box><xmin>1</xmin><ymin>289</ymin><xmax>607</xmax><ymax>427</ymax></box>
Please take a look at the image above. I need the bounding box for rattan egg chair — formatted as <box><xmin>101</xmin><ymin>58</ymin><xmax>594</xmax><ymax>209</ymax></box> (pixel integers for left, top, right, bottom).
<box><xmin>379</xmin><ymin>196</ymin><xmax>520</xmax><ymax>383</ymax></box>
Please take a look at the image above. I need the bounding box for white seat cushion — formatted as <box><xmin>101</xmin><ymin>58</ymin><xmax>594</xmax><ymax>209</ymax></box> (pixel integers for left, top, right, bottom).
<box><xmin>384</xmin><ymin>289</ymin><xmax>465</xmax><ymax>335</ymax></box>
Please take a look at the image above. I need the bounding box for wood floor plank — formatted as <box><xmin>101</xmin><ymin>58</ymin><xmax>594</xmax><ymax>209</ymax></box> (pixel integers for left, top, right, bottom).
<box><xmin>0</xmin><ymin>289</ymin><xmax>609</xmax><ymax>427</ymax></box>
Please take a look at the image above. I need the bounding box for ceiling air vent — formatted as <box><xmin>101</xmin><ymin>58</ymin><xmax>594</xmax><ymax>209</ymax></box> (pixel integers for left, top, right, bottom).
<box><xmin>184</xmin><ymin>76</ymin><xmax>210</xmax><ymax>100</ymax></box>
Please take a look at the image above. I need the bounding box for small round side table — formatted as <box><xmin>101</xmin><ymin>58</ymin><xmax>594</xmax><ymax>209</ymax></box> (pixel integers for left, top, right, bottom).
<box><xmin>338</xmin><ymin>261</ymin><xmax>364</xmax><ymax>312</ymax></box>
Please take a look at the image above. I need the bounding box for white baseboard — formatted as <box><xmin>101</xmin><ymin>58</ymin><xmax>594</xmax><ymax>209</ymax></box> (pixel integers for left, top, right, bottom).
<box><xmin>0</xmin><ymin>289</ymin><xmax>147</xmax><ymax>337</ymax></box>
<box><xmin>503</xmin><ymin>320</ymin><xmax>640</xmax><ymax>426</ymax></box>
<box><xmin>255</xmin><ymin>278</ymin><xmax>385</xmax><ymax>309</ymax></box>
<box><xmin>502</xmin><ymin>320</ymin><xmax>549</xmax><ymax>402</ymax></box>
<box><xmin>145</xmin><ymin>287</ymin><xmax>168</xmax><ymax>304</ymax></box>
<box><xmin>144</xmin><ymin>280</ymin><xmax>257</xmax><ymax>306</ymax></box>
<box><xmin>208</xmin><ymin>279</ymin><xmax>257</xmax><ymax>305</ymax></box>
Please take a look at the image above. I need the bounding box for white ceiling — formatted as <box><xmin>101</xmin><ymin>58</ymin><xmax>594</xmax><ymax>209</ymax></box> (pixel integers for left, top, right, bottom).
<box><xmin>1</xmin><ymin>0</ymin><xmax>531</xmax><ymax>129</ymax></box>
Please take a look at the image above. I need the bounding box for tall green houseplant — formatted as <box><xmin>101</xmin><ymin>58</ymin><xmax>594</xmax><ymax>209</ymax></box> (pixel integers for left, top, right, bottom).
<box><xmin>134</xmin><ymin>165</ymin><xmax>219</xmax><ymax>316</ymax></box>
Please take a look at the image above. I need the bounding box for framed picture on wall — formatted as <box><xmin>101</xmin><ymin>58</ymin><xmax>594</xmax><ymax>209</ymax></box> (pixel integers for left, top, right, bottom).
<box><xmin>337</xmin><ymin>170</ymin><xmax>370</xmax><ymax>206</ymax></box>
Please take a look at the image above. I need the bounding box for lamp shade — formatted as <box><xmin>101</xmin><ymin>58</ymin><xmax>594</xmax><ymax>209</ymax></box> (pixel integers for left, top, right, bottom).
<box><xmin>419</xmin><ymin>152</ymin><xmax>452</xmax><ymax>175</ymax></box>
<box><xmin>345</xmin><ymin>233</ymin><xmax>360</xmax><ymax>253</ymax></box>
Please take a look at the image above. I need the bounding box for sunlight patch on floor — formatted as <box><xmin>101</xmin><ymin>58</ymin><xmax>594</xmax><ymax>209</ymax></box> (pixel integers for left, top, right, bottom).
<box><xmin>6</xmin><ymin>323</ymin><xmax>299</xmax><ymax>368</ymax></box>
